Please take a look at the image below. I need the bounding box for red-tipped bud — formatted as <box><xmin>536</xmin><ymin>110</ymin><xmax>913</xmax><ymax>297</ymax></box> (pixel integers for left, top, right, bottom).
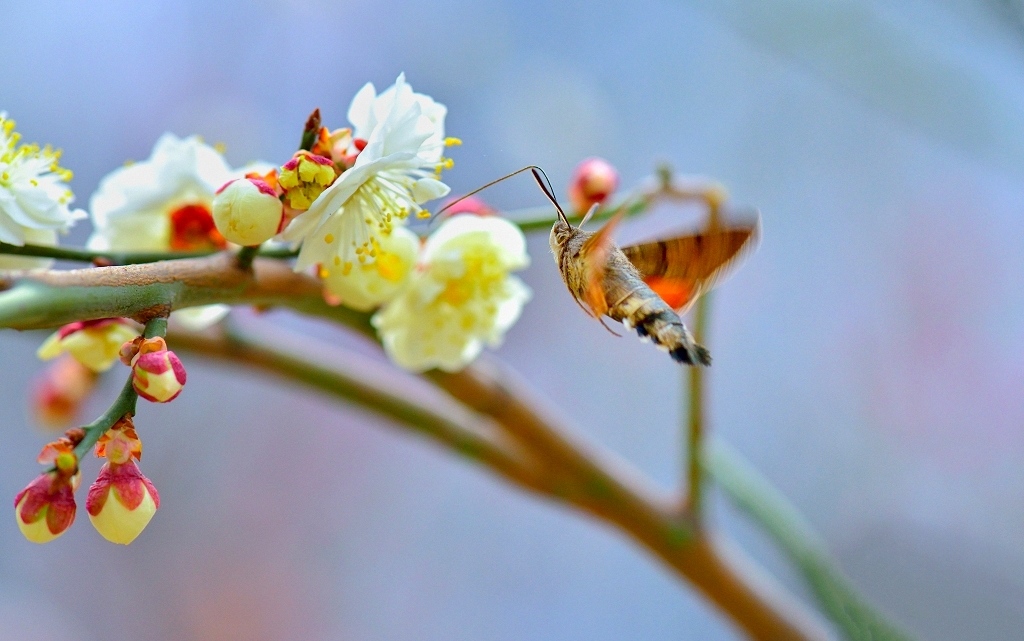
<box><xmin>130</xmin><ymin>337</ymin><xmax>186</xmax><ymax>403</ymax></box>
<box><xmin>32</xmin><ymin>356</ymin><xmax>100</xmax><ymax>429</ymax></box>
<box><xmin>86</xmin><ymin>461</ymin><xmax>159</xmax><ymax>545</ymax></box>
<box><xmin>568</xmin><ymin>157</ymin><xmax>619</xmax><ymax>213</ymax></box>
<box><xmin>440</xmin><ymin>195</ymin><xmax>496</xmax><ymax>218</ymax></box>
<box><xmin>213</xmin><ymin>178</ymin><xmax>285</xmax><ymax>246</ymax></box>
<box><xmin>37</xmin><ymin>318</ymin><xmax>141</xmax><ymax>372</ymax></box>
<box><xmin>278</xmin><ymin>151</ymin><xmax>337</xmax><ymax>210</ymax></box>
<box><xmin>14</xmin><ymin>471</ymin><xmax>78</xmax><ymax>544</ymax></box>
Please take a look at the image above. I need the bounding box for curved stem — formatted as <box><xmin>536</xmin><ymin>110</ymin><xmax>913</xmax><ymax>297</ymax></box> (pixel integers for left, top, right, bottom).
<box><xmin>428</xmin><ymin>359</ymin><xmax>831</xmax><ymax>641</ymax></box>
<box><xmin>70</xmin><ymin>315</ymin><xmax>167</xmax><ymax>461</ymax></box>
<box><xmin>705</xmin><ymin>441</ymin><xmax>913</xmax><ymax>641</ymax></box>
<box><xmin>686</xmin><ymin>293</ymin><xmax>711</xmax><ymax>521</ymax></box>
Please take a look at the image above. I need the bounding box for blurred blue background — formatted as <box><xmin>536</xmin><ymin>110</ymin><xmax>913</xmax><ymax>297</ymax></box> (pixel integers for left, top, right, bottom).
<box><xmin>3</xmin><ymin>0</ymin><xmax>1024</xmax><ymax>638</ymax></box>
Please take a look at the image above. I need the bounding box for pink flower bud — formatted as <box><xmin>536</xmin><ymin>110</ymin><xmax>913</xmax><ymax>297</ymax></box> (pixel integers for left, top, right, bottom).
<box><xmin>86</xmin><ymin>461</ymin><xmax>159</xmax><ymax>545</ymax></box>
<box><xmin>14</xmin><ymin>471</ymin><xmax>78</xmax><ymax>544</ymax></box>
<box><xmin>213</xmin><ymin>178</ymin><xmax>285</xmax><ymax>246</ymax></box>
<box><xmin>32</xmin><ymin>356</ymin><xmax>99</xmax><ymax>429</ymax></box>
<box><xmin>131</xmin><ymin>338</ymin><xmax>186</xmax><ymax>403</ymax></box>
<box><xmin>568</xmin><ymin>157</ymin><xmax>619</xmax><ymax>213</ymax></box>
<box><xmin>440</xmin><ymin>195</ymin><xmax>496</xmax><ymax>218</ymax></box>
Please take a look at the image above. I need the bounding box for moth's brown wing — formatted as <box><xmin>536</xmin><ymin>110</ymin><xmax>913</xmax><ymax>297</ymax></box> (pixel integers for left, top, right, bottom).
<box><xmin>578</xmin><ymin>212</ymin><xmax>624</xmax><ymax>317</ymax></box>
<box><xmin>621</xmin><ymin>216</ymin><xmax>760</xmax><ymax>314</ymax></box>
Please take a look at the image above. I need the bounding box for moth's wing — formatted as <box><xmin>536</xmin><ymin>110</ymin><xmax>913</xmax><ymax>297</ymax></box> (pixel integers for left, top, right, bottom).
<box><xmin>621</xmin><ymin>215</ymin><xmax>760</xmax><ymax>314</ymax></box>
<box><xmin>578</xmin><ymin>212</ymin><xmax>624</xmax><ymax>318</ymax></box>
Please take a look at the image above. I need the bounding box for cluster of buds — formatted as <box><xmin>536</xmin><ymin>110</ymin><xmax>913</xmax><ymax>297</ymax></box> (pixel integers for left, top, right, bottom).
<box><xmin>120</xmin><ymin>336</ymin><xmax>187</xmax><ymax>403</ymax></box>
<box><xmin>19</xmin><ymin>321</ymin><xmax>183</xmax><ymax>545</ymax></box>
<box><xmin>14</xmin><ymin>418</ymin><xmax>161</xmax><ymax>545</ymax></box>
<box><xmin>206</xmin><ymin>118</ymin><xmax>363</xmax><ymax>249</ymax></box>
<box><xmin>14</xmin><ymin>430</ymin><xmax>83</xmax><ymax>543</ymax></box>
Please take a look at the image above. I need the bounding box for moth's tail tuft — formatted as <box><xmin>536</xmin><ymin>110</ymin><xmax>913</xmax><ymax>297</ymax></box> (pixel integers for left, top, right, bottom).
<box><xmin>628</xmin><ymin>307</ymin><xmax>712</xmax><ymax>367</ymax></box>
<box><xmin>670</xmin><ymin>343</ymin><xmax>712</xmax><ymax>367</ymax></box>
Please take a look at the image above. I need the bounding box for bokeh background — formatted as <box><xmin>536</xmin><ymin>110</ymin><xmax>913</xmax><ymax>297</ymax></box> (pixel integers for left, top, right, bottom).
<box><xmin>3</xmin><ymin>0</ymin><xmax>1024</xmax><ymax>639</ymax></box>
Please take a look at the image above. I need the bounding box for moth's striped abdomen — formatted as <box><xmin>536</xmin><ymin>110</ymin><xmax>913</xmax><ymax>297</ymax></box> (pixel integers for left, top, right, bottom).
<box><xmin>605</xmin><ymin>276</ymin><xmax>711</xmax><ymax>366</ymax></box>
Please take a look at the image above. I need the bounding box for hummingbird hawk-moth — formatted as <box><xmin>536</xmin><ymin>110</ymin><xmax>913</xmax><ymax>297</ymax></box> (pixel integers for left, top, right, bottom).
<box><xmin>533</xmin><ymin>169</ymin><xmax>759</xmax><ymax>366</ymax></box>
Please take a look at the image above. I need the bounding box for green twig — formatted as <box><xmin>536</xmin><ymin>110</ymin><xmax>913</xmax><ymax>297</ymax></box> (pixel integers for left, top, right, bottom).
<box><xmin>685</xmin><ymin>293</ymin><xmax>711</xmax><ymax>522</ymax></box>
<box><xmin>235</xmin><ymin>245</ymin><xmax>260</xmax><ymax>271</ymax></box>
<box><xmin>0</xmin><ymin>242</ymin><xmax>297</xmax><ymax>266</ymax></box>
<box><xmin>70</xmin><ymin>316</ymin><xmax>168</xmax><ymax>461</ymax></box>
<box><xmin>705</xmin><ymin>441</ymin><xmax>914</xmax><ymax>641</ymax></box>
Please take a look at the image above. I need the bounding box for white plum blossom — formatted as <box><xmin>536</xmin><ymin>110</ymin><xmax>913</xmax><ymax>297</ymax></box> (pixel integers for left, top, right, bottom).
<box><xmin>322</xmin><ymin>225</ymin><xmax>420</xmax><ymax>311</ymax></box>
<box><xmin>0</xmin><ymin>113</ymin><xmax>86</xmax><ymax>268</ymax></box>
<box><xmin>372</xmin><ymin>214</ymin><xmax>531</xmax><ymax>372</ymax></box>
<box><xmin>88</xmin><ymin>133</ymin><xmax>234</xmax><ymax>253</ymax></box>
<box><xmin>88</xmin><ymin>133</ymin><xmax>244</xmax><ymax>328</ymax></box>
<box><xmin>285</xmin><ymin>74</ymin><xmax>452</xmax><ymax>275</ymax></box>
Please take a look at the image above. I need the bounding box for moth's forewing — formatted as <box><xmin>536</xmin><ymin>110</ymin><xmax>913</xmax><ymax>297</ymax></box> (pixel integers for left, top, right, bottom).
<box><xmin>621</xmin><ymin>217</ymin><xmax>760</xmax><ymax>314</ymax></box>
<box><xmin>578</xmin><ymin>212</ymin><xmax>624</xmax><ymax>317</ymax></box>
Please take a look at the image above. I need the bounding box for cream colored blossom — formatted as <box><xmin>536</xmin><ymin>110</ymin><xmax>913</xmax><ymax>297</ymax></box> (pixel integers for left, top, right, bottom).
<box><xmin>372</xmin><ymin>215</ymin><xmax>531</xmax><ymax>372</ymax></box>
<box><xmin>323</xmin><ymin>225</ymin><xmax>419</xmax><ymax>311</ymax></box>
<box><xmin>0</xmin><ymin>113</ymin><xmax>85</xmax><ymax>268</ymax></box>
<box><xmin>88</xmin><ymin>133</ymin><xmax>244</xmax><ymax>328</ymax></box>
<box><xmin>37</xmin><ymin>318</ymin><xmax>141</xmax><ymax>372</ymax></box>
<box><xmin>285</xmin><ymin>74</ymin><xmax>452</xmax><ymax>274</ymax></box>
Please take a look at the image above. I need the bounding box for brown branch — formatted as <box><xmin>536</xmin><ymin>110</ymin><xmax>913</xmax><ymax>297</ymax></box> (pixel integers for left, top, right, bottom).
<box><xmin>170</xmin><ymin>318</ymin><xmax>832</xmax><ymax>641</ymax></box>
<box><xmin>429</xmin><ymin>361</ymin><xmax>833</xmax><ymax>641</ymax></box>
<box><xmin>0</xmin><ymin>253</ymin><xmax>368</xmax><ymax>332</ymax></box>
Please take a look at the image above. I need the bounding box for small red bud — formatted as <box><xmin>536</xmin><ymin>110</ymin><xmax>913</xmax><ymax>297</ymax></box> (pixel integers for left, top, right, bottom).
<box><xmin>568</xmin><ymin>157</ymin><xmax>619</xmax><ymax>213</ymax></box>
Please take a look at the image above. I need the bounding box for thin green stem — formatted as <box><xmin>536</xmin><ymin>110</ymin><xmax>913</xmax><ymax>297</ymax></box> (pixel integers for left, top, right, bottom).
<box><xmin>73</xmin><ymin>375</ymin><xmax>138</xmax><ymax>461</ymax></box>
<box><xmin>704</xmin><ymin>441</ymin><xmax>914</xmax><ymax>641</ymax></box>
<box><xmin>0</xmin><ymin>242</ymin><xmax>297</xmax><ymax>266</ymax></box>
<box><xmin>236</xmin><ymin>245</ymin><xmax>260</xmax><ymax>271</ymax></box>
<box><xmin>71</xmin><ymin>316</ymin><xmax>168</xmax><ymax>461</ymax></box>
<box><xmin>686</xmin><ymin>293</ymin><xmax>711</xmax><ymax>522</ymax></box>
<box><xmin>508</xmin><ymin>196</ymin><xmax>651</xmax><ymax>234</ymax></box>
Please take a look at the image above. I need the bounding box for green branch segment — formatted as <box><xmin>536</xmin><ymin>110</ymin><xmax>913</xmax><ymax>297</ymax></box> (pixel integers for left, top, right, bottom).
<box><xmin>70</xmin><ymin>316</ymin><xmax>168</xmax><ymax>461</ymax></box>
<box><xmin>704</xmin><ymin>441</ymin><xmax>914</xmax><ymax>641</ymax></box>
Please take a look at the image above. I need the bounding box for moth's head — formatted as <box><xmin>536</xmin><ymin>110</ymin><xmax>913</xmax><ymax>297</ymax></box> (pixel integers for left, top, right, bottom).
<box><xmin>549</xmin><ymin>216</ymin><xmax>574</xmax><ymax>254</ymax></box>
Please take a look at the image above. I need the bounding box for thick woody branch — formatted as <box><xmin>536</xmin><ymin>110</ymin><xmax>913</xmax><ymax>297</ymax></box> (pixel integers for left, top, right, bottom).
<box><xmin>0</xmin><ymin>253</ymin><xmax>369</xmax><ymax>332</ymax></box>
<box><xmin>428</xmin><ymin>360</ymin><xmax>832</xmax><ymax>641</ymax></box>
<box><xmin>165</xmin><ymin>314</ymin><xmax>835</xmax><ymax>641</ymax></box>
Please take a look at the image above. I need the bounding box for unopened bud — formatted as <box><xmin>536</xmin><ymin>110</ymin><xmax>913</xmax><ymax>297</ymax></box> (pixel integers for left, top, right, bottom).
<box><xmin>213</xmin><ymin>178</ymin><xmax>285</xmax><ymax>246</ymax></box>
<box><xmin>440</xmin><ymin>195</ymin><xmax>495</xmax><ymax>218</ymax></box>
<box><xmin>32</xmin><ymin>356</ymin><xmax>99</xmax><ymax>429</ymax></box>
<box><xmin>568</xmin><ymin>157</ymin><xmax>619</xmax><ymax>213</ymax></box>
<box><xmin>131</xmin><ymin>338</ymin><xmax>186</xmax><ymax>403</ymax></box>
<box><xmin>86</xmin><ymin>461</ymin><xmax>159</xmax><ymax>545</ymax></box>
<box><xmin>37</xmin><ymin>319</ymin><xmax>141</xmax><ymax>373</ymax></box>
<box><xmin>14</xmin><ymin>471</ymin><xmax>77</xmax><ymax>544</ymax></box>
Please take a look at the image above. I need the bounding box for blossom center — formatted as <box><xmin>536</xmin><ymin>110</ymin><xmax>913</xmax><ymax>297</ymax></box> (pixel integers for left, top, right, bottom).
<box><xmin>168</xmin><ymin>204</ymin><xmax>226</xmax><ymax>251</ymax></box>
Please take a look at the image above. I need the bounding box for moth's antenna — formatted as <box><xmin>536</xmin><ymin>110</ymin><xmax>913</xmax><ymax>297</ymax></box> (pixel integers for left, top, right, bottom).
<box><xmin>529</xmin><ymin>167</ymin><xmax>570</xmax><ymax>226</ymax></box>
<box><xmin>578</xmin><ymin>202</ymin><xmax>599</xmax><ymax>228</ymax></box>
<box><xmin>434</xmin><ymin>165</ymin><xmax>544</xmax><ymax>221</ymax></box>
